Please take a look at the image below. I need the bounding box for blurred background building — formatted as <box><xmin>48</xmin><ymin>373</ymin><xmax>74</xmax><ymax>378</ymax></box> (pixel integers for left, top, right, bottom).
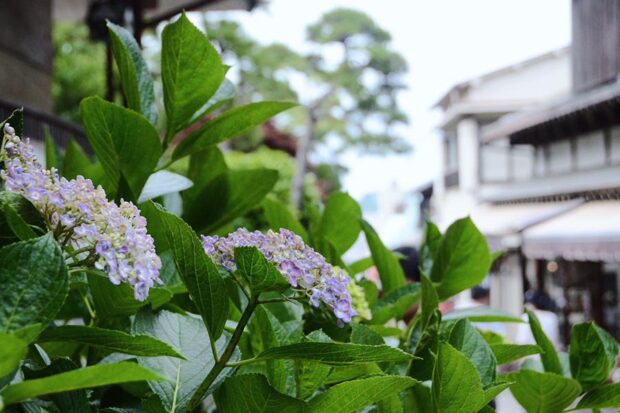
<box><xmin>431</xmin><ymin>0</ymin><xmax>620</xmax><ymax>343</ymax></box>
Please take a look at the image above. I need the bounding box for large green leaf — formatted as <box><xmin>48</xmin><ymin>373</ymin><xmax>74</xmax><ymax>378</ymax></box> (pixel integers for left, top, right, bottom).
<box><xmin>38</xmin><ymin>325</ymin><xmax>184</xmax><ymax>358</ymax></box>
<box><xmin>432</xmin><ymin>342</ymin><xmax>485</xmax><ymax>413</ymax></box>
<box><xmin>369</xmin><ymin>283</ymin><xmax>421</xmax><ymax>324</ymax></box>
<box><xmin>526</xmin><ymin>310</ymin><xmax>563</xmax><ymax>375</ymax></box>
<box><xmin>0</xmin><ymin>362</ymin><xmax>164</xmax><ymax>406</ymax></box>
<box><xmin>214</xmin><ymin>374</ymin><xmax>305</xmax><ymax>413</ymax></box>
<box><xmin>442</xmin><ymin>306</ymin><xmax>523</xmax><ymax>323</ymax></box>
<box><xmin>419</xmin><ymin>221</ymin><xmax>441</xmax><ymax>275</ymax></box>
<box><xmin>569</xmin><ymin>321</ymin><xmax>619</xmax><ymax>390</ymax></box>
<box><xmin>0</xmin><ymin>332</ymin><xmax>27</xmax><ymax>378</ymax></box>
<box><xmin>250</xmin><ymin>306</ymin><xmax>293</xmax><ymax>394</ymax></box>
<box><xmin>87</xmin><ymin>272</ymin><xmax>172</xmax><ymax>318</ymax></box>
<box><xmin>23</xmin><ymin>358</ymin><xmax>89</xmax><ymax>413</ymax></box>
<box><xmin>491</xmin><ymin>344</ymin><xmax>541</xmax><ymax>365</ymax></box>
<box><xmin>503</xmin><ymin>369</ymin><xmax>581</xmax><ymax>413</ymax></box>
<box><xmin>0</xmin><ymin>234</ymin><xmax>68</xmax><ymax>333</ymax></box>
<box><xmin>319</xmin><ymin>192</ymin><xmax>362</xmax><ymax>256</ymax></box>
<box><xmin>361</xmin><ymin>220</ymin><xmax>405</xmax><ymax>294</ymax></box>
<box><xmin>62</xmin><ymin>139</ymin><xmax>93</xmax><ymax>179</ymax></box>
<box><xmin>430</xmin><ymin>217</ymin><xmax>491</xmax><ymax>299</ymax></box>
<box><xmin>80</xmin><ymin>96</ymin><xmax>162</xmax><ymax>200</ymax></box>
<box><xmin>235</xmin><ymin>247</ymin><xmax>289</xmax><ymax>293</ymax></box>
<box><xmin>446</xmin><ymin>319</ymin><xmax>497</xmax><ymax>386</ymax></box>
<box><xmin>173</xmin><ymin>101</ymin><xmax>297</xmax><ymax>160</ymax></box>
<box><xmin>307</xmin><ymin>375</ymin><xmax>418</xmax><ymax>413</ymax></box>
<box><xmin>107</xmin><ymin>22</ymin><xmax>157</xmax><ymax>124</ymax></box>
<box><xmin>183</xmin><ymin>146</ymin><xmax>227</xmax><ymax>204</ymax></box>
<box><xmin>183</xmin><ymin>168</ymin><xmax>278</xmax><ymax>233</ymax></box>
<box><xmin>254</xmin><ymin>342</ymin><xmax>414</xmax><ymax>365</ymax></box>
<box><xmin>262</xmin><ymin>197</ymin><xmax>309</xmax><ymax>242</ymax></box>
<box><xmin>575</xmin><ymin>382</ymin><xmax>620</xmax><ymax>410</ymax></box>
<box><xmin>152</xmin><ymin>205</ymin><xmax>229</xmax><ymax>341</ymax></box>
<box><xmin>0</xmin><ymin>197</ymin><xmax>37</xmax><ymax>240</ymax></box>
<box><xmin>133</xmin><ymin>309</ymin><xmax>235</xmax><ymax>413</ymax></box>
<box><xmin>44</xmin><ymin>132</ymin><xmax>60</xmax><ymax>170</ymax></box>
<box><xmin>138</xmin><ymin>170</ymin><xmax>193</xmax><ymax>203</ymax></box>
<box><xmin>0</xmin><ymin>192</ymin><xmax>43</xmax><ymax>246</ymax></box>
<box><xmin>188</xmin><ymin>78</ymin><xmax>236</xmax><ymax>124</ymax></box>
<box><xmin>161</xmin><ymin>12</ymin><xmax>225</xmax><ymax>140</ymax></box>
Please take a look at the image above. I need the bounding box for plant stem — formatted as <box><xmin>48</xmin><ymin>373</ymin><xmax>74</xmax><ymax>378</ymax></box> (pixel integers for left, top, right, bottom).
<box><xmin>185</xmin><ymin>297</ymin><xmax>259</xmax><ymax>412</ymax></box>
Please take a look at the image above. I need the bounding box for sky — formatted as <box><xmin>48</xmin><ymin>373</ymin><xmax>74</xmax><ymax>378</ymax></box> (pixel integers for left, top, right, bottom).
<box><xmin>211</xmin><ymin>0</ymin><xmax>571</xmax><ymax>200</ymax></box>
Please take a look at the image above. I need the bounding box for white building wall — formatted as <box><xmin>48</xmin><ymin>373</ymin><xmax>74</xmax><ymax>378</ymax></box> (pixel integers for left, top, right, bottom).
<box><xmin>457</xmin><ymin>118</ymin><xmax>479</xmax><ymax>193</ymax></box>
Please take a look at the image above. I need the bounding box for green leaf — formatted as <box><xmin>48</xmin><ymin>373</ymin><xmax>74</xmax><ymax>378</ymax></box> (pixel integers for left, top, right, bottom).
<box><xmin>569</xmin><ymin>322</ymin><xmax>619</xmax><ymax>390</ymax></box>
<box><xmin>138</xmin><ymin>170</ymin><xmax>193</xmax><ymax>203</ymax></box>
<box><xmin>319</xmin><ymin>192</ymin><xmax>362</xmax><ymax>256</ymax></box>
<box><xmin>254</xmin><ymin>342</ymin><xmax>414</xmax><ymax>365</ymax></box>
<box><xmin>152</xmin><ymin>205</ymin><xmax>229</xmax><ymax>341</ymax></box>
<box><xmin>307</xmin><ymin>375</ymin><xmax>418</xmax><ymax>413</ymax></box>
<box><xmin>162</xmin><ymin>12</ymin><xmax>225</xmax><ymax>140</ymax></box>
<box><xmin>480</xmin><ymin>382</ymin><xmax>512</xmax><ymax>410</ymax></box>
<box><xmin>526</xmin><ymin>310</ymin><xmax>563</xmax><ymax>375</ymax></box>
<box><xmin>430</xmin><ymin>217</ymin><xmax>492</xmax><ymax>299</ymax></box>
<box><xmin>0</xmin><ymin>234</ymin><xmax>68</xmax><ymax>333</ymax></box>
<box><xmin>432</xmin><ymin>342</ymin><xmax>485</xmax><ymax>413</ymax></box>
<box><xmin>38</xmin><ymin>325</ymin><xmax>185</xmax><ymax>358</ymax></box>
<box><xmin>575</xmin><ymin>383</ymin><xmax>620</xmax><ymax>410</ymax></box>
<box><xmin>87</xmin><ymin>272</ymin><xmax>172</xmax><ymax>318</ymax></box>
<box><xmin>183</xmin><ymin>146</ymin><xmax>228</xmax><ymax>204</ymax></box>
<box><xmin>251</xmin><ymin>306</ymin><xmax>292</xmax><ymax>394</ymax></box>
<box><xmin>107</xmin><ymin>21</ymin><xmax>157</xmax><ymax>125</ymax></box>
<box><xmin>446</xmin><ymin>319</ymin><xmax>497</xmax><ymax>386</ymax></box>
<box><xmin>442</xmin><ymin>306</ymin><xmax>523</xmax><ymax>323</ymax></box>
<box><xmin>0</xmin><ymin>362</ymin><xmax>164</xmax><ymax>406</ymax></box>
<box><xmin>133</xmin><ymin>309</ymin><xmax>235</xmax><ymax>413</ymax></box>
<box><xmin>262</xmin><ymin>197</ymin><xmax>309</xmax><ymax>243</ymax></box>
<box><xmin>491</xmin><ymin>344</ymin><xmax>541</xmax><ymax>365</ymax></box>
<box><xmin>350</xmin><ymin>323</ymin><xmax>384</xmax><ymax>345</ymax></box>
<box><xmin>419</xmin><ymin>221</ymin><xmax>441</xmax><ymax>275</ymax></box>
<box><xmin>173</xmin><ymin>101</ymin><xmax>297</xmax><ymax>160</ymax></box>
<box><xmin>349</xmin><ymin>256</ymin><xmax>373</xmax><ymax>275</ymax></box>
<box><xmin>503</xmin><ymin>370</ymin><xmax>581</xmax><ymax>413</ymax></box>
<box><xmin>62</xmin><ymin>139</ymin><xmax>93</xmax><ymax>179</ymax></box>
<box><xmin>235</xmin><ymin>247</ymin><xmax>289</xmax><ymax>293</ymax></box>
<box><xmin>189</xmin><ymin>78</ymin><xmax>236</xmax><ymax>124</ymax></box>
<box><xmin>0</xmin><ymin>192</ymin><xmax>43</xmax><ymax>246</ymax></box>
<box><xmin>361</xmin><ymin>220</ymin><xmax>405</xmax><ymax>294</ymax></box>
<box><xmin>370</xmin><ymin>283</ymin><xmax>421</xmax><ymax>324</ymax></box>
<box><xmin>214</xmin><ymin>374</ymin><xmax>305</xmax><ymax>413</ymax></box>
<box><xmin>184</xmin><ymin>168</ymin><xmax>278</xmax><ymax>233</ymax></box>
<box><xmin>0</xmin><ymin>198</ymin><xmax>37</xmax><ymax>240</ymax></box>
<box><xmin>23</xmin><ymin>358</ymin><xmax>89</xmax><ymax>413</ymax></box>
<box><xmin>0</xmin><ymin>333</ymin><xmax>27</xmax><ymax>378</ymax></box>
<box><xmin>80</xmin><ymin>96</ymin><xmax>162</xmax><ymax>200</ymax></box>
<box><xmin>44</xmin><ymin>132</ymin><xmax>60</xmax><ymax>170</ymax></box>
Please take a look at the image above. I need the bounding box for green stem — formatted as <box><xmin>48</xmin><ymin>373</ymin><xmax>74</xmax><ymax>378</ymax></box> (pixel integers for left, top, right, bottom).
<box><xmin>225</xmin><ymin>357</ymin><xmax>259</xmax><ymax>367</ymax></box>
<box><xmin>185</xmin><ymin>297</ymin><xmax>259</xmax><ymax>412</ymax></box>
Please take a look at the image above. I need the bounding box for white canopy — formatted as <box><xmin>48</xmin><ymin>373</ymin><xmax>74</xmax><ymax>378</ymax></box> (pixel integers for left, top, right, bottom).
<box><xmin>522</xmin><ymin>201</ymin><xmax>620</xmax><ymax>262</ymax></box>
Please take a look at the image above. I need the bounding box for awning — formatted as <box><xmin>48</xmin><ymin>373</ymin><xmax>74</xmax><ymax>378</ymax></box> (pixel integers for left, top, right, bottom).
<box><xmin>481</xmin><ymin>80</ymin><xmax>620</xmax><ymax>144</ymax></box>
<box><xmin>522</xmin><ymin>201</ymin><xmax>620</xmax><ymax>262</ymax></box>
<box><xmin>440</xmin><ymin>200</ymin><xmax>582</xmax><ymax>251</ymax></box>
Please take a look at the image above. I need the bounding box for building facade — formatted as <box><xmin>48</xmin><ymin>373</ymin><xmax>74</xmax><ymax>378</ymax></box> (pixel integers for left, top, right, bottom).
<box><xmin>432</xmin><ymin>0</ymin><xmax>620</xmax><ymax>343</ymax></box>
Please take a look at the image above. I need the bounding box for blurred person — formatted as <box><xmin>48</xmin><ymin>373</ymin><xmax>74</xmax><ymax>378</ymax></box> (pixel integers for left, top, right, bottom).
<box><xmin>394</xmin><ymin>246</ymin><xmax>420</xmax><ymax>282</ymax></box>
<box><xmin>516</xmin><ymin>289</ymin><xmax>560</xmax><ymax>349</ymax></box>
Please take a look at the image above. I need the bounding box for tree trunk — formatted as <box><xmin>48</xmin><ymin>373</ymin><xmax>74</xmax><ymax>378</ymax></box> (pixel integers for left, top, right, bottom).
<box><xmin>291</xmin><ymin>107</ymin><xmax>315</xmax><ymax>208</ymax></box>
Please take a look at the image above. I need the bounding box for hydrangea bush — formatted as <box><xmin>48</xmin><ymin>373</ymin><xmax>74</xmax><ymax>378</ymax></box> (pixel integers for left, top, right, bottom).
<box><xmin>0</xmin><ymin>13</ymin><xmax>617</xmax><ymax>413</ymax></box>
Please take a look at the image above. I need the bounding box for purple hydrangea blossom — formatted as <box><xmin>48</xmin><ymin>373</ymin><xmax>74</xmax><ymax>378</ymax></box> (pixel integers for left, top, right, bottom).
<box><xmin>0</xmin><ymin>123</ymin><xmax>162</xmax><ymax>301</ymax></box>
<box><xmin>202</xmin><ymin>228</ymin><xmax>357</xmax><ymax>324</ymax></box>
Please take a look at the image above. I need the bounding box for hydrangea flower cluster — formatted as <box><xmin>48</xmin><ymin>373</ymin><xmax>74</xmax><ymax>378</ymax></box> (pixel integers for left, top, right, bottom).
<box><xmin>202</xmin><ymin>228</ymin><xmax>357</xmax><ymax>324</ymax></box>
<box><xmin>0</xmin><ymin>123</ymin><xmax>162</xmax><ymax>301</ymax></box>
